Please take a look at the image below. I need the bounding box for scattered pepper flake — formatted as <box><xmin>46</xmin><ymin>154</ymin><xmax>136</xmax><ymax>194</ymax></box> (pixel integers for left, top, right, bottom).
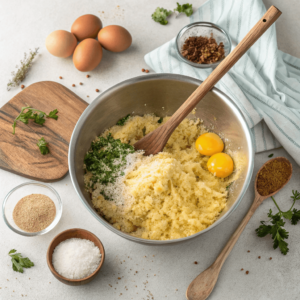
<box><xmin>194</xmin><ymin>261</ymin><xmax>198</xmax><ymax>264</ymax></box>
<box><xmin>21</xmin><ymin>85</ymin><xmax>25</xmax><ymax>89</ymax></box>
<box><xmin>145</xmin><ymin>70</ymin><xmax>149</xmax><ymax>73</ymax></box>
<box><xmin>72</xmin><ymin>84</ymin><xmax>75</xmax><ymax>87</ymax></box>
<box><xmin>258</xmin><ymin>256</ymin><xmax>261</xmax><ymax>259</ymax></box>
<box><xmin>79</xmin><ymin>82</ymin><xmax>83</xmax><ymax>85</ymax></box>
<box><xmin>86</xmin><ymin>75</ymin><xmax>90</xmax><ymax>78</ymax></box>
<box><xmin>246</xmin><ymin>271</ymin><xmax>249</xmax><ymax>274</ymax></box>
<box><xmin>96</xmin><ymin>89</ymin><xmax>99</xmax><ymax>92</ymax></box>
<box><xmin>269</xmin><ymin>257</ymin><xmax>272</xmax><ymax>260</ymax></box>
<box><xmin>59</xmin><ymin>76</ymin><xmax>62</xmax><ymax>79</ymax></box>
<box><xmin>142</xmin><ymin>68</ymin><xmax>145</xmax><ymax>72</ymax></box>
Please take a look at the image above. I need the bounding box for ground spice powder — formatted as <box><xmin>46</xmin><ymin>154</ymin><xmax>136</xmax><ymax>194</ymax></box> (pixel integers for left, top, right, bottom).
<box><xmin>13</xmin><ymin>194</ymin><xmax>56</xmax><ymax>232</ymax></box>
<box><xmin>256</xmin><ymin>159</ymin><xmax>291</xmax><ymax>196</ymax></box>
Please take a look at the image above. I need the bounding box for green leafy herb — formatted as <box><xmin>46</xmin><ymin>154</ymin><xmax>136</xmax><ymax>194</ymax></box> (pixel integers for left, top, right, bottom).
<box><xmin>142</xmin><ymin>127</ymin><xmax>146</xmax><ymax>136</ymax></box>
<box><xmin>7</xmin><ymin>48</ymin><xmax>39</xmax><ymax>91</ymax></box>
<box><xmin>158</xmin><ymin>117</ymin><xmax>163</xmax><ymax>123</ymax></box>
<box><xmin>268</xmin><ymin>153</ymin><xmax>274</xmax><ymax>158</ymax></box>
<box><xmin>174</xmin><ymin>2</ymin><xmax>193</xmax><ymax>17</ymax></box>
<box><xmin>37</xmin><ymin>137</ymin><xmax>50</xmax><ymax>155</ymax></box>
<box><xmin>226</xmin><ymin>182</ymin><xmax>233</xmax><ymax>190</ymax></box>
<box><xmin>152</xmin><ymin>7</ymin><xmax>172</xmax><ymax>25</ymax></box>
<box><xmin>116</xmin><ymin>114</ymin><xmax>130</xmax><ymax>126</ymax></box>
<box><xmin>47</xmin><ymin>109</ymin><xmax>59</xmax><ymax>120</ymax></box>
<box><xmin>8</xmin><ymin>249</ymin><xmax>34</xmax><ymax>273</ymax></box>
<box><xmin>84</xmin><ymin>133</ymin><xmax>135</xmax><ymax>200</ymax></box>
<box><xmin>12</xmin><ymin>105</ymin><xmax>58</xmax><ymax>134</ymax></box>
<box><xmin>255</xmin><ymin>190</ymin><xmax>300</xmax><ymax>255</ymax></box>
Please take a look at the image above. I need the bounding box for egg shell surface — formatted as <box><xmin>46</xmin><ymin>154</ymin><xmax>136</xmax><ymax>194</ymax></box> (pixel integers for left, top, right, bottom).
<box><xmin>71</xmin><ymin>14</ymin><xmax>102</xmax><ymax>41</ymax></box>
<box><xmin>46</xmin><ymin>30</ymin><xmax>77</xmax><ymax>58</ymax></box>
<box><xmin>73</xmin><ymin>39</ymin><xmax>103</xmax><ymax>72</ymax></box>
<box><xmin>97</xmin><ymin>25</ymin><xmax>132</xmax><ymax>52</ymax></box>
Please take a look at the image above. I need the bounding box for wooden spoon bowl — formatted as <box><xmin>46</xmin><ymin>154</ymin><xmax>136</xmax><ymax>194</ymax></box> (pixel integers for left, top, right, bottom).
<box><xmin>186</xmin><ymin>157</ymin><xmax>292</xmax><ymax>300</ymax></box>
<box><xmin>46</xmin><ymin>228</ymin><xmax>105</xmax><ymax>286</ymax></box>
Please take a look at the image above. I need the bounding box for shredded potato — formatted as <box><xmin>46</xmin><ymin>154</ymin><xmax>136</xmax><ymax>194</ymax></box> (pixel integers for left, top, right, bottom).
<box><xmin>85</xmin><ymin>115</ymin><xmax>243</xmax><ymax>240</ymax></box>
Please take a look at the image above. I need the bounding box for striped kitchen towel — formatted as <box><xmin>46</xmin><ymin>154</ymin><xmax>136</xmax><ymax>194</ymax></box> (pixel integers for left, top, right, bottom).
<box><xmin>145</xmin><ymin>0</ymin><xmax>300</xmax><ymax>165</ymax></box>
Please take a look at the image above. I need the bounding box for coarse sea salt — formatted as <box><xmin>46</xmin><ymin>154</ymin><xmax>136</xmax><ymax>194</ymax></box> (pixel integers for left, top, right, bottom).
<box><xmin>52</xmin><ymin>238</ymin><xmax>101</xmax><ymax>279</ymax></box>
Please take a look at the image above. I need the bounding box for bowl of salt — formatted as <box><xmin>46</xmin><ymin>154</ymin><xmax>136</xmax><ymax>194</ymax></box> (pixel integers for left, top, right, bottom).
<box><xmin>47</xmin><ymin>228</ymin><xmax>105</xmax><ymax>286</ymax></box>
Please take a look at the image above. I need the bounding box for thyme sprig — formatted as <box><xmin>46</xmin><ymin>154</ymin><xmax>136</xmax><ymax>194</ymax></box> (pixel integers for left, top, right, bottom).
<box><xmin>7</xmin><ymin>48</ymin><xmax>39</xmax><ymax>91</ymax></box>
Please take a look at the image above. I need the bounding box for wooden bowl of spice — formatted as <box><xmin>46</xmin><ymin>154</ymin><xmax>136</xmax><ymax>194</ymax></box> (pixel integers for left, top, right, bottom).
<box><xmin>2</xmin><ymin>181</ymin><xmax>62</xmax><ymax>236</ymax></box>
<box><xmin>47</xmin><ymin>228</ymin><xmax>105</xmax><ymax>286</ymax></box>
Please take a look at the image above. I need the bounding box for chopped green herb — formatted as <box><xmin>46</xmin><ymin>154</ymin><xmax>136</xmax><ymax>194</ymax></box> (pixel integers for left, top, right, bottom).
<box><xmin>268</xmin><ymin>153</ymin><xmax>274</xmax><ymax>158</ymax></box>
<box><xmin>37</xmin><ymin>137</ymin><xmax>50</xmax><ymax>155</ymax></box>
<box><xmin>226</xmin><ymin>182</ymin><xmax>233</xmax><ymax>190</ymax></box>
<box><xmin>255</xmin><ymin>190</ymin><xmax>300</xmax><ymax>255</ymax></box>
<box><xmin>8</xmin><ymin>249</ymin><xmax>34</xmax><ymax>273</ymax></box>
<box><xmin>142</xmin><ymin>127</ymin><xmax>146</xmax><ymax>136</ymax></box>
<box><xmin>152</xmin><ymin>7</ymin><xmax>172</xmax><ymax>25</ymax></box>
<box><xmin>12</xmin><ymin>105</ymin><xmax>58</xmax><ymax>134</ymax></box>
<box><xmin>116</xmin><ymin>114</ymin><xmax>130</xmax><ymax>126</ymax></box>
<box><xmin>158</xmin><ymin>117</ymin><xmax>163</xmax><ymax>123</ymax></box>
<box><xmin>84</xmin><ymin>133</ymin><xmax>135</xmax><ymax>200</ymax></box>
<box><xmin>174</xmin><ymin>2</ymin><xmax>193</xmax><ymax>17</ymax></box>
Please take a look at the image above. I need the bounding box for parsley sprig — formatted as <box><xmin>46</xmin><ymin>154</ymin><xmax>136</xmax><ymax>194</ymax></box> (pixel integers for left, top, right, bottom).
<box><xmin>12</xmin><ymin>105</ymin><xmax>58</xmax><ymax>134</ymax></box>
<box><xmin>37</xmin><ymin>137</ymin><xmax>50</xmax><ymax>155</ymax></box>
<box><xmin>256</xmin><ymin>190</ymin><xmax>300</xmax><ymax>255</ymax></box>
<box><xmin>8</xmin><ymin>249</ymin><xmax>34</xmax><ymax>273</ymax></box>
<box><xmin>174</xmin><ymin>2</ymin><xmax>193</xmax><ymax>17</ymax></box>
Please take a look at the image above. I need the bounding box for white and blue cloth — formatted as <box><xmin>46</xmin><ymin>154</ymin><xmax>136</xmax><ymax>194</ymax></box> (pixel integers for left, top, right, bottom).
<box><xmin>145</xmin><ymin>0</ymin><xmax>300</xmax><ymax>165</ymax></box>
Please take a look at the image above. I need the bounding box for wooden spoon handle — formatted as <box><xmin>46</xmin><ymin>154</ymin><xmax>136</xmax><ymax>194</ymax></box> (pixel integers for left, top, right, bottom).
<box><xmin>167</xmin><ymin>5</ymin><xmax>281</xmax><ymax>133</ymax></box>
<box><xmin>213</xmin><ymin>194</ymin><xmax>263</xmax><ymax>269</ymax></box>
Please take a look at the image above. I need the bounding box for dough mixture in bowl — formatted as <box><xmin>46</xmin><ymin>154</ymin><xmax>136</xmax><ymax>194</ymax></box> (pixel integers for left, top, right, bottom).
<box><xmin>84</xmin><ymin>114</ymin><xmax>242</xmax><ymax>240</ymax></box>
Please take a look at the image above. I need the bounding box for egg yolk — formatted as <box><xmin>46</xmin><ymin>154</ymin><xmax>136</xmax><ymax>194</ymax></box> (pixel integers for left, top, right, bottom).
<box><xmin>195</xmin><ymin>133</ymin><xmax>224</xmax><ymax>156</ymax></box>
<box><xmin>207</xmin><ymin>153</ymin><xmax>234</xmax><ymax>178</ymax></box>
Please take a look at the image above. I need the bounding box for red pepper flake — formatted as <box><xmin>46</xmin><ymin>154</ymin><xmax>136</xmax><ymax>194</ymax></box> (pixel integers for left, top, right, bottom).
<box><xmin>245</xmin><ymin>271</ymin><xmax>249</xmax><ymax>274</ymax></box>
<box><xmin>142</xmin><ymin>68</ymin><xmax>145</xmax><ymax>72</ymax></box>
<box><xmin>86</xmin><ymin>75</ymin><xmax>90</xmax><ymax>78</ymax></box>
<box><xmin>247</xmin><ymin>250</ymin><xmax>250</xmax><ymax>253</ymax></box>
<box><xmin>72</xmin><ymin>84</ymin><xmax>75</xmax><ymax>87</ymax></box>
<box><xmin>96</xmin><ymin>89</ymin><xmax>99</xmax><ymax>92</ymax></box>
<box><xmin>79</xmin><ymin>82</ymin><xmax>83</xmax><ymax>85</ymax></box>
<box><xmin>21</xmin><ymin>85</ymin><xmax>25</xmax><ymax>89</ymax></box>
<box><xmin>269</xmin><ymin>257</ymin><xmax>272</xmax><ymax>260</ymax></box>
<box><xmin>145</xmin><ymin>70</ymin><xmax>149</xmax><ymax>73</ymax></box>
<box><xmin>118</xmin><ymin>277</ymin><xmax>121</xmax><ymax>280</ymax></box>
<box><xmin>241</xmin><ymin>268</ymin><xmax>244</xmax><ymax>271</ymax></box>
<box><xmin>194</xmin><ymin>261</ymin><xmax>198</xmax><ymax>264</ymax></box>
<box><xmin>258</xmin><ymin>256</ymin><xmax>261</xmax><ymax>259</ymax></box>
<box><xmin>59</xmin><ymin>76</ymin><xmax>62</xmax><ymax>79</ymax></box>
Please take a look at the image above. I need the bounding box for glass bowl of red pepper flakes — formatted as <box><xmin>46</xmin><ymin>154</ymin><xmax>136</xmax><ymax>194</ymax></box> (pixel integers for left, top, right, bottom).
<box><xmin>175</xmin><ymin>21</ymin><xmax>232</xmax><ymax>69</ymax></box>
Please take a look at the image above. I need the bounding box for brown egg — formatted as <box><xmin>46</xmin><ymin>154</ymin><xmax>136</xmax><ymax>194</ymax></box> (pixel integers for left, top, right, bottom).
<box><xmin>71</xmin><ymin>14</ymin><xmax>102</xmax><ymax>41</ymax></box>
<box><xmin>73</xmin><ymin>39</ymin><xmax>102</xmax><ymax>72</ymax></box>
<box><xmin>46</xmin><ymin>30</ymin><xmax>77</xmax><ymax>58</ymax></box>
<box><xmin>97</xmin><ymin>25</ymin><xmax>132</xmax><ymax>53</ymax></box>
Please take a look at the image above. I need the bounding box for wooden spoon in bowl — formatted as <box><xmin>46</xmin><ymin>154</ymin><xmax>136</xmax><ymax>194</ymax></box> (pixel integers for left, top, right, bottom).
<box><xmin>134</xmin><ymin>6</ymin><xmax>281</xmax><ymax>155</ymax></box>
<box><xmin>186</xmin><ymin>157</ymin><xmax>292</xmax><ymax>300</ymax></box>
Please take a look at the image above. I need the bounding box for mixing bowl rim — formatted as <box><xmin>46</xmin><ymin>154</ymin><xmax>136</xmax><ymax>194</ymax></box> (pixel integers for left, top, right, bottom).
<box><xmin>69</xmin><ymin>73</ymin><xmax>254</xmax><ymax>244</ymax></box>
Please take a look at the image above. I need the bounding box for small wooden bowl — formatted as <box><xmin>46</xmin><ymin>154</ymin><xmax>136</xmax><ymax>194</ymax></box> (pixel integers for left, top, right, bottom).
<box><xmin>46</xmin><ymin>228</ymin><xmax>105</xmax><ymax>286</ymax></box>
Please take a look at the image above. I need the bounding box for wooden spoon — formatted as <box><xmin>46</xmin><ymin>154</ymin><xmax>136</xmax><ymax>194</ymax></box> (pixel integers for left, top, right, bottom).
<box><xmin>134</xmin><ymin>6</ymin><xmax>281</xmax><ymax>155</ymax></box>
<box><xmin>186</xmin><ymin>157</ymin><xmax>292</xmax><ymax>300</ymax></box>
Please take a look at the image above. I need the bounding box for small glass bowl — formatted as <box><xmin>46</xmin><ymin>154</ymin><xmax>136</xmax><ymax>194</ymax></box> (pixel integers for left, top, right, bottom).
<box><xmin>2</xmin><ymin>181</ymin><xmax>62</xmax><ymax>236</ymax></box>
<box><xmin>175</xmin><ymin>21</ymin><xmax>232</xmax><ymax>69</ymax></box>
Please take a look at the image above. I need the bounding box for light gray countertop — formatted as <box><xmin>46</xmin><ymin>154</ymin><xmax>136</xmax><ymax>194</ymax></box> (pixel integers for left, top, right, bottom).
<box><xmin>1</xmin><ymin>1</ymin><xmax>299</xmax><ymax>299</ymax></box>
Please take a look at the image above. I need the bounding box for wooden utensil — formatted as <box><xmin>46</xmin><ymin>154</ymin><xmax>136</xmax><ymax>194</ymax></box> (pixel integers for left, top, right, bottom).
<box><xmin>0</xmin><ymin>81</ymin><xmax>88</xmax><ymax>182</ymax></box>
<box><xmin>134</xmin><ymin>6</ymin><xmax>282</xmax><ymax>155</ymax></box>
<box><xmin>47</xmin><ymin>228</ymin><xmax>105</xmax><ymax>286</ymax></box>
<box><xmin>186</xmin><ymin>157</ymin><xmax>292</xmax><ymax>300</ymax></box>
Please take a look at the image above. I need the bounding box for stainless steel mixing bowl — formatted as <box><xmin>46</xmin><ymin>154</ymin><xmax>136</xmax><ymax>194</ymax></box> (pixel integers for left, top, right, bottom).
<box><xmin>69</xmin><ymin>74</ymin><xmax>254</xmax><ymax>245</ymax></box>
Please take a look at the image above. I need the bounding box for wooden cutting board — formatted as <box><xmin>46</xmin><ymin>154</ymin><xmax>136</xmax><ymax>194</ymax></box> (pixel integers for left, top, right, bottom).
<box><xmin>0</xmin><ymin>81</ymin><xmax>88</xmax><ymax>182</ymax></box>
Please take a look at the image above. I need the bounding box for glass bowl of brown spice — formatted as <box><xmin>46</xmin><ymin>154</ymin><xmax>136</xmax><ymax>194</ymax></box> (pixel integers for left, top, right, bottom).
<box><xmin>175</xmin><ymin>22</ymin><xmax>232</xmax><ymax>69</ymax></box>
<box><xmin>2</xmin><ymin>181</ymin><xmax>62</xmax><ymax>236</ymax></box>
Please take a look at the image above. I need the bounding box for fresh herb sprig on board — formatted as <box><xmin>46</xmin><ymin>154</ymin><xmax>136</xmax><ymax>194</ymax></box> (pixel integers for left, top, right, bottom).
<box><xmin>256</xmin><ymin>190</ymin><xmax>300</xmax><ymax>255</ymax></box>
<box><xmin>12</xmin><ymin>105</ymin><xmax>58</xmax><ymax>134</ymax></box>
